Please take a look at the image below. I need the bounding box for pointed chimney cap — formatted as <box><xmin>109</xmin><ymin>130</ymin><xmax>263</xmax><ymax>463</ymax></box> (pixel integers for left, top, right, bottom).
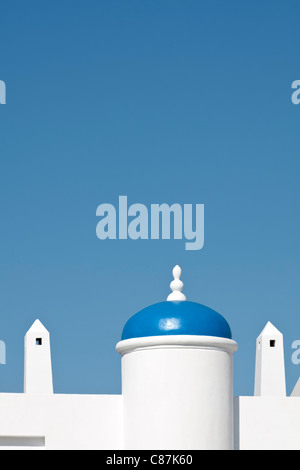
<box><xmin>26</xmin><ymin>319</ymin><xmax>49</xmax><ymax>335</ymax></box>
<box><xmin>258</xmin><ymin>321</ymin><xmax>283</xmax><ymax>338</ymax></box>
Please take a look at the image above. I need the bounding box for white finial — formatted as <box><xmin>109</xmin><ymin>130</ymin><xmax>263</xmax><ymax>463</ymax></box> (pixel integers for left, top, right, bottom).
<box><xmin>167</xmin><ymin>265</ymin><xmax>187</xmax><ymax>301</ymax></box>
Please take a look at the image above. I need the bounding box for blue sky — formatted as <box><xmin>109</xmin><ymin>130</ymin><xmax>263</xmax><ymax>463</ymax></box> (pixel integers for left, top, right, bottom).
<box><xmin>0</xmin><ymin>0</ymin><xmax>299</xmax><ymax>396</ymax></box>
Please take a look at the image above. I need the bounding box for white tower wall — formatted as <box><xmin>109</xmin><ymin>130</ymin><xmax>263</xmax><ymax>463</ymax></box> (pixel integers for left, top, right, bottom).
<box><xmin>117</xmin><ymin>335</ymin><xmax>238</xmax><ymax>450</ymax></box>
<box><xmin>24</xmin><ymin>319</ymin><xmax>53</xmax><ymax>394</ymax></box>
<box><xmin>254</xmin><ymin>322</ymin><xmax>286</xmax><ymax>397</ymax></box>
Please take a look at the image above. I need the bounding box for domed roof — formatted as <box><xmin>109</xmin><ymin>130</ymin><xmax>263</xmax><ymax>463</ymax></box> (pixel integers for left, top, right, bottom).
<box><xmin>121</xmin><ymin>266</ymin><xmax>232</xmax><ymax>341</ymax></box>
<box><xmin>121</xmin><ymin>300</ymin><xmax>232</xmax><ymax>340</ymax></box>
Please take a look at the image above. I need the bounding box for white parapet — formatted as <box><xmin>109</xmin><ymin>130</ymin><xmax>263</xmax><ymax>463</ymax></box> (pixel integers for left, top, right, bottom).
<box><xmin>117</xmin><ymin>335</ymin><xmax>238</xmax><ymax>450</ymax></box>
<box><xmin>24</xmin><ymin>320</ymin><xmax>53</xmax><ymax>394</ymax></box>
<box><xmin>235</xmin><ymin>396</ymin><xmax>300</xmax><ymax>450</ymax></box>
<box><xmin>0</xmin><ymin>393</ymin><xmax>122</xmax><ymax>450</ymax></box>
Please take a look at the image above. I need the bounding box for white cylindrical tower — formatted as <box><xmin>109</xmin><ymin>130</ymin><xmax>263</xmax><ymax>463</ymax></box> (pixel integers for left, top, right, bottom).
<box><xmin>116</xmin><ymin>266</ymin><xmax>238</xmax><ymax>450</ymax></box>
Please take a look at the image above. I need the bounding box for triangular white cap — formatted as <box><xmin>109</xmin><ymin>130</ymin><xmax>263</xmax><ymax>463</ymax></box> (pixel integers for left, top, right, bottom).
<box><xmin>291</xmin><ymin>377</ymin><xmax>300</xmax><ymax>397</ymax></box>
<box><xmin>26</xmin><ymin>319</ymin><xmax>49</xmax><ymax>335</ymax></box>
<box><xmin>258</xmin><ymin>321</ymin><xmax>283</xmax><ymax>338</ymax></box>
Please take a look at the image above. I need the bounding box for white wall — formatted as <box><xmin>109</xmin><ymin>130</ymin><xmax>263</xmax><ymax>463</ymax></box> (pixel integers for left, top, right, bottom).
<box><xmin>234</xmin><ymin>396</ymin><xmax>300</xmax><ymax>450</ymax></box>
<box><xmin>0</xmin><ymin>394</ymin><xmax>122</xmax><ymax>450</ymax></box>
<box><xmin>2</xmin><ymin>393</ymin><xmax>300</xmax><ymax>449</ymax></box>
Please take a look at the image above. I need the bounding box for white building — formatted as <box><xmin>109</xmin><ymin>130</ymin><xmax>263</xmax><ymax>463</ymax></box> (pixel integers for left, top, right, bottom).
<box><xmin>0</xmin><ymin>266</ymin><xmax>299</xmax><ymax>450</ymax></box>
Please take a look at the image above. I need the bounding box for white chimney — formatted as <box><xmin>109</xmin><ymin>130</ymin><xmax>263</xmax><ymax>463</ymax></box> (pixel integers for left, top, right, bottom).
<box><xmin>254</xmin><ymin>322</ymin><xmax>286</xmax><ymax>397</ymax></box>
<box><xmin>24</xmin><ymin>319</ymin><xmax>53</xmax><ymax>394</ymax></box>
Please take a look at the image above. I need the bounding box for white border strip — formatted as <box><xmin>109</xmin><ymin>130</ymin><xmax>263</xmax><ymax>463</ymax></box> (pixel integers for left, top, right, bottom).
<box><xmin>116</xmin><ymin>335</ymin><xmax>238</xmax><ymax>356</ymax></box>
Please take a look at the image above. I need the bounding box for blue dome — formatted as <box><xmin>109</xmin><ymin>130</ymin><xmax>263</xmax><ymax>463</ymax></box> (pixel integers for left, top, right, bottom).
<box><xmin>121</xmin><ymin>301</ymin><xmax>232</xmax><ymax>340</ymax></box>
